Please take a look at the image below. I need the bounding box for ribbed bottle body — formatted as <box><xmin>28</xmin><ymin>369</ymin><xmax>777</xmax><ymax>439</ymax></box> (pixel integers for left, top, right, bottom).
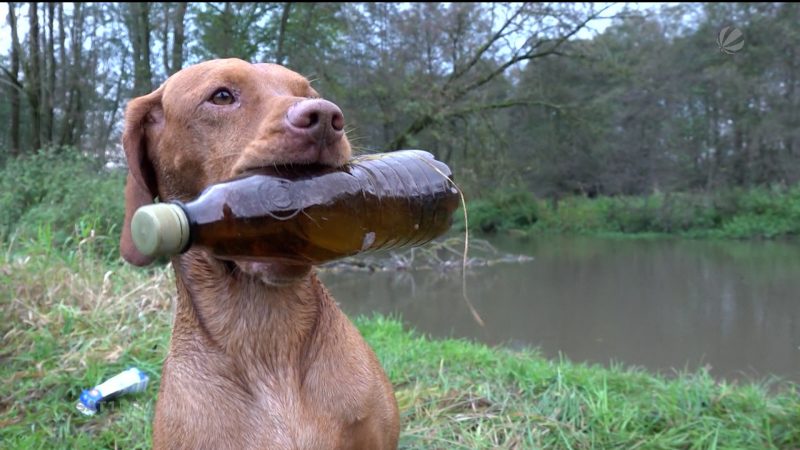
<box><xmin>181</xmin><ymin>150</ymin><xmax>460</xmax><ymax>264</ymax></box>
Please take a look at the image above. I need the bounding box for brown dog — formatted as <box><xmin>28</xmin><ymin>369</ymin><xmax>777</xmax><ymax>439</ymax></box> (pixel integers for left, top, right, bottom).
<box><xmin>119</xmin><ymin>59</ymin><xmax>400</xmax><ymax>449</ymax></box>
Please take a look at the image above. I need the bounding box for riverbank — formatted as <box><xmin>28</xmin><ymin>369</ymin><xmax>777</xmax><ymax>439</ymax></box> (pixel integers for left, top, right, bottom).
<box><xmin>2</xmin><ymin>246</ymin><xmax>799</xmax><ymax>449</ymax></box>
<box><xmin>457</xmin><ymin>188</ymin><xmax>800</xmax><ymax>240</ymax></box>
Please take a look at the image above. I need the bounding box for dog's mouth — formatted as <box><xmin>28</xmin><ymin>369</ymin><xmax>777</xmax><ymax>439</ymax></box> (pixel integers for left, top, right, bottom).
<box><xmin>223</xmin><ymin>159</ymin><xmax>351</xmax><ymax>286</ymax></box>
<box><xmin>227</xmin><ymin>163</ymin><xmax>334</xmax><ymax>286</ymax></box>
<box><xmin>231</xmin><ymin>258</ymin><xmax>312</xmax><ymax>287</ymax></box>
<box><xmin>234</xmin><ymin>162</ymin><xmax>341</xmax><ymax>181</ymax></box>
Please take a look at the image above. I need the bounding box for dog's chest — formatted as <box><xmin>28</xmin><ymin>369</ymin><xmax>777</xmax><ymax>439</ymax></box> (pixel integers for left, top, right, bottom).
<box><xmin>244</xmin><ymin>376</ymin><xmax>369</xmax><ymax>450</ymax></box>
<box><xmin>157</xmin><ymin>367</ymin><xmax>367</xmax><ymax>450</ymax></box>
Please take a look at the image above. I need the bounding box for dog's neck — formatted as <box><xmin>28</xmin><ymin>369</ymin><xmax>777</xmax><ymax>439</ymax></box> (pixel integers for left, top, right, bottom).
<box><xmin>167</xmin><ymin>251</ymin><xmax>332</xmax><ymax>375</ymax></box>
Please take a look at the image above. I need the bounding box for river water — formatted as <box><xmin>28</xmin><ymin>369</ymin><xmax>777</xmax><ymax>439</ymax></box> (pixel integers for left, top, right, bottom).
<box><xmin>320</xmin><ymin>235</ymin><xmax>800</xmax><ymax>383</ymax></box>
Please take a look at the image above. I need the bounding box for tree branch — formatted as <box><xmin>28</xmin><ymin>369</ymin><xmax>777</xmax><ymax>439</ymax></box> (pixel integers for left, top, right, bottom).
<box><xmin>0</xmin><ymin>76</ymin><xmax>26</xmax><ymax>94</ymax></box>
<box><xmin>387</xmin><ymin>98</ymin><xmax>566</xmax><ymax>150</ymax></box>
<box><xmin>444</xmin><ymin>3</ymin><xmax>525</xmax><ymax>88</ymax></box>
<box><xmin>0</xmin><ymin>65</ymin><xmax>24</xmax><ymax>91</ymax></box>
<box><xmin>443</xmin><ymin>99</ymin><xmax>565</xmax><ymax>118</ymax></box>
<box><xmin>386</xmin><ymin>5</ymin><xmax>615</xmax><ymax>150</ymax></box>
<box><xmin>457</xmin><ymin>4</ymin><xmax>615</xmax><ymax>98</ymax></box>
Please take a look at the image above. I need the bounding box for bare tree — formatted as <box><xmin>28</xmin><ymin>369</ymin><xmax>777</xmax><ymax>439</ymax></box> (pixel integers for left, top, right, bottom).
<box><xmin>171</xmin><ymin>2</ymin><xmax>187</xmax><ymax>75</ymax></box>
<box><xmin>59</xmin><ymin>2</ymin><xmax>84</xmax><ymax>146</ymax></box>
<box><xmin>275</xmin><ymin>3</ymin><xmax>292</xmax><ymax>65</ymax></box>
<box><xmin>126</xmin><ymin>2</ymin><xmax>153</xmax><ymax>95</ymax></box>
<box><xmin>26</xmin><ymin>1</ymin><xmax>42</xmax><ymax>150</ymax></box>
<box><xmin>6</xmin><ymin>2</ymin><xmax>23</xmax><ymax>156</ymax></box>
<box><xmin>45</xmin><ymin>2</ymin><xmax>55</xmax><ymax>143</ymax></box>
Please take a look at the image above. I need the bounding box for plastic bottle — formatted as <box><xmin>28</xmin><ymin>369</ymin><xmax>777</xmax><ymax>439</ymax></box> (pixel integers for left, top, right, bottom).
<box><xmin>130</xmin><ymin>150</ymin><xmax>460</xmax><ymax>265</ymax></box>
<box><xmin>76</xmin><ymin>367</ymin><xmax>149</xmax><ymax>416</ymax></box>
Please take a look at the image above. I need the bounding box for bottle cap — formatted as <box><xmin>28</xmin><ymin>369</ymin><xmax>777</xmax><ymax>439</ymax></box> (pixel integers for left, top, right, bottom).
<box><xmin>130</xmin><ymin>203</ymin><xmax>190</xmax><ymax>257</ymax></box>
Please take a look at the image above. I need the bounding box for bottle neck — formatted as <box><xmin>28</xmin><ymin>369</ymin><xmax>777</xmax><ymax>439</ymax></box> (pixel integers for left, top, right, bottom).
<box><xmin>170</xmin><ymin>200</ymin><xmax>194</xmax><ymax>254</ymax></box>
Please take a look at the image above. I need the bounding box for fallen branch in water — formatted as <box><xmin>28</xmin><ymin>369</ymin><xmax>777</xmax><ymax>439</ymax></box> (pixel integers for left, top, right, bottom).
<box><xmin>319</xmin><ymin>236</ymin><xmax>533</xmax><ymax>274</ymax></box>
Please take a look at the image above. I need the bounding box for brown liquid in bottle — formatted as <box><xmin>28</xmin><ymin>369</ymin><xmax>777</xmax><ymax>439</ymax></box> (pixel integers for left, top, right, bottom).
<box><xmin>176</xmin><ymin>150</ymin><xmax>460</xmax><ymax>265</ymax></box>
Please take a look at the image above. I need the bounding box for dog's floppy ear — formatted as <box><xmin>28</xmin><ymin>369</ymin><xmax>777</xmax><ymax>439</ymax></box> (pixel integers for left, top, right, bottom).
<box><xmin>120</xmin><ymin>86</ymin><xmax>165</xmax><ymax>266</ymax></box>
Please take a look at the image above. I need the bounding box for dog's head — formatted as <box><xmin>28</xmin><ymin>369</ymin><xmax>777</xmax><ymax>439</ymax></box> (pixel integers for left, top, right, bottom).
<box><xmin>120</xmin><ymin>59</ymin><xmax>351</xmax><ymax>281</ymax></box>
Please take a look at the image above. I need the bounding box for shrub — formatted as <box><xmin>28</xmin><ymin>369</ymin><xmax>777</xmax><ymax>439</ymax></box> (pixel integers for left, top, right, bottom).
<box><xmin>0</xmin><ymin>147</ymin><xmax>126</xmax><ymax>260</ymax></box>
<box><xmin>534</xmin><ymin>196</ymin><xmax>612</xmax><ymax>233</ymax></box>
<box><xmin>459</xmin><ymin>185</ymin><xmax>800</xmax><ymax>239</ymax></box>
<box><xmin>457</xmin><ymin>190</ymin><xmax>539</xmax><ymax>233</ymax></box>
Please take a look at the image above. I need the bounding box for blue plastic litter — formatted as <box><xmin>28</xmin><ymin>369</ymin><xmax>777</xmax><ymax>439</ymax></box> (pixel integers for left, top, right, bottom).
<box><xmin>76</xmin><ymin>367</ymin><xmax>149</xmax><ymax>416</ymax></box>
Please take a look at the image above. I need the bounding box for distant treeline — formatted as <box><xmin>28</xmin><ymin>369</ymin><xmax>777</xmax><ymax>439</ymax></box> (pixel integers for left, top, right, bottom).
<box><xmin>1</xmin><ymin>3</ymin><xmax>798</xmax><ymax>199</ymax></box>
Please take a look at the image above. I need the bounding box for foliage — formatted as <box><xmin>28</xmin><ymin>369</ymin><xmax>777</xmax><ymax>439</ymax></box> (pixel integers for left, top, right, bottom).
<box><xmin>0</xmin><ymin>147</ymin><xmax>126</xmax><ymax>261</ymax></box>
<box><xmin>192</xmin><ymin>3</ymin><xmax>276</xmax><ymax>61</ymax></box>
<box><xmin>456</xmin><ymin>190</ymin><xmax>539</xmax><ymax>233</ymax></box>
<box><xmin>462</xmin><ymin>187</ymin><xmax>800</xmax><ymax>240</ymax></box>
<box><xmin>534</xmin><ymin>196</ymin><xmax>617</xmax><ymax>234</ymax></box>
<box><xmin>711</xmin><ymin>187</ymin><xmax>800</xmax><ymax>239</ymax></box>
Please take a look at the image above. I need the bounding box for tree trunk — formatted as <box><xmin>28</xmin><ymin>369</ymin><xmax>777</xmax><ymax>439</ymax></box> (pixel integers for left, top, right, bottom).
<box><xmin>275</xmin><ymin>3</ymin><xmax>292</xmax><ymax>65</ymax></box>
<box><xmin>170</xmin><ymin>2</ymin><xmax>187</xmax><ymax>75</ymax></box>
<box><xmin>162</xmin><ymin>2</ymin><xmax>171</xmax><ymax>75</ymax></box>
<box><xmin>140</xmin><ymin>3</ymin><xmax>153</xmax><ymax>93</ymax></box>
<box><xmin>60</xmin><ymin>2</ymin><xmax>84</xmax><ymax>147</ymax></box>
<box><xmin>46</xmin><ymin>2</ymin><xmax>56</xmax><ymax>145</ymax></box>
<box><xmin>57</xmin><ymin>2</ymin><xmax>67</xmax><ymax>113</ymax></box>
<box><xmin>8</xmin><ymin>2</ymin><xmax>23</xmax><ymax>156</ymax></box>
<box><xmin>28</xmin><ymin>1</ymin><xmax>43</xmax><ymax>151</ymax></box>
<box><xmin>128</xmin><ymin>2</ymin><xmax>153</xmax><ymax>95</ymax></box>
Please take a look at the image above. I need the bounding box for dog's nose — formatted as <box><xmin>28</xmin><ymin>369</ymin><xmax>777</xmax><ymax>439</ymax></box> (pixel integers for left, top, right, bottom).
<box><xmin>286</xmin><ymin>99</ymin><xmax>345</xmax><ymax>146</ymax></box>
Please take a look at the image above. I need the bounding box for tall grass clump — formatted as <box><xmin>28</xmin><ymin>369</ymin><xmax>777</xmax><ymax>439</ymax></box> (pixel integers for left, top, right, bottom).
<box><xmin>0</xmin><ymin>147</ymin><xmax>126</xmax><ymax>261</ymax></box>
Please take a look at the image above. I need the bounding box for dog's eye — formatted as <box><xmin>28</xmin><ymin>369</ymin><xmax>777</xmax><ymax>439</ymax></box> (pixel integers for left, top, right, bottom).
<box><xmin>209</xmin><ymin>89</ymin><xmax>235</xmax><ymax>105</ymax></box>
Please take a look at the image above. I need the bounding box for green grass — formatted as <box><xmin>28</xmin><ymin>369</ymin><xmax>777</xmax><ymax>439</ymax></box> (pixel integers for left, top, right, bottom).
<box><xmin>2</xmin><ymin>240</ymin><xmax>800</xmax><ymax>449</ymax></box>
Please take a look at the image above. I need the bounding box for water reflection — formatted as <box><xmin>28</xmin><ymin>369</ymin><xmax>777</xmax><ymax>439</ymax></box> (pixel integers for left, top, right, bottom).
<box><xmin>320</xmin><ymin>236</ymin><xmax>800</xmax><ymax>383</ymax></box>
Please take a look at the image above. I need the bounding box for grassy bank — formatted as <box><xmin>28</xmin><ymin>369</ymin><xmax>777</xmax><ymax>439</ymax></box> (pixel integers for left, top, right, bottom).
<box><xmin>457</xmin><ymin>188</ymin><xmax>800</xmax><ymax>240</ymax></box>
<box><xmin>2</xmin><ymin>241</ymin><xmax>800</xmax><ymax>449</ymax></box>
